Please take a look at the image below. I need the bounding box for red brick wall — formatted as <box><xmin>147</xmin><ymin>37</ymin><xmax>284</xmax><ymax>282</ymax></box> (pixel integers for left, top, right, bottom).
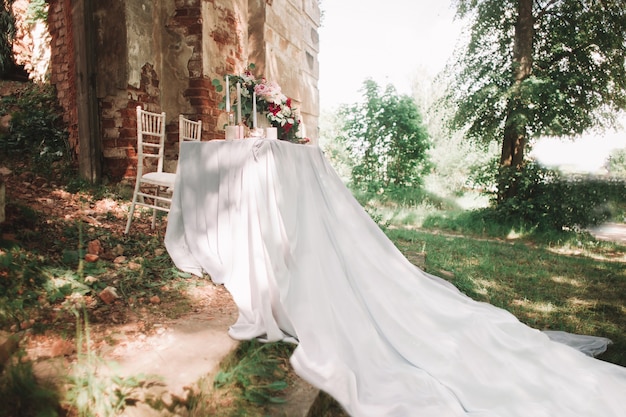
<box><xmin>101</xmin><ymin>1</ymin><xmax>225</xmax><ymax>180</ymax></box>
<box><xmin>47</xmin><ymin>0</ymin><xmax>79</xmax><ymax>160</ymax></box>
<box><xmin>205</xmin><ymin>1</ymin><xmax>246</xmax><ymax>139</ymax></box>
<box><xmin>100</xmin><ymin>63</ymin><xmax>164</xmax><ymax>181</ymax></box>
<box><xmin>168</xmin><ymin>1</ymin><xmax>224</xmax><ymax>140</ymax></box>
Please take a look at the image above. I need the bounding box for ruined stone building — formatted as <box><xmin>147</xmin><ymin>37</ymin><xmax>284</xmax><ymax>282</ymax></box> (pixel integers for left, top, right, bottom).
<box><xmin>13</xmin><ymin>0</ymin><xmax>320</xmax><ymax>182</ymax></box>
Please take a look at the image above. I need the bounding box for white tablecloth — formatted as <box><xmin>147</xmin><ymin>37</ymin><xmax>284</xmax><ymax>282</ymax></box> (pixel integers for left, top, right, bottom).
<box><xmin>165</xmin><ymin>139</ymin><xmax>626</xmax><ymax>417</ymax></box>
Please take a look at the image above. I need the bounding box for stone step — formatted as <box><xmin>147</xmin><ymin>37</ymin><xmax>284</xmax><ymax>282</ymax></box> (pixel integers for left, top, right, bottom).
<box><xmin>18</xmin><ymin>313</ymin><xmax>323</xmax><ymax>417</ymax></box>
<box><xmin>101</xmin><ymin>315</ymin><xmax>323</xmax><ymax>417</ymax></box>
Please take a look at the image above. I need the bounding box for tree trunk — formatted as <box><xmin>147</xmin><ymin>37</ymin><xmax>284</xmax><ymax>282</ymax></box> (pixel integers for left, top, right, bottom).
<box><xmin>499</xmin><ymin>0</ymin><xmax>534</xmax><ymax>201</ymax></box>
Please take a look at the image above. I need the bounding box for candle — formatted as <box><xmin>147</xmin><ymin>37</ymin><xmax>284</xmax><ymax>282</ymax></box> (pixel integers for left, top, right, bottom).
<box><xmin>252</xmin><ymin>91</ymin><xmax>257</xmax><ymax>128</ymax></box>
<box><xmin>236</xmin><ymin>82</ymin><xmax>242</xmax><ymax>125</ymax></box>
<box><xmin>225</xmin><ymin>75</ymin><xmax>230</xmax><ymax>113</ymax></box>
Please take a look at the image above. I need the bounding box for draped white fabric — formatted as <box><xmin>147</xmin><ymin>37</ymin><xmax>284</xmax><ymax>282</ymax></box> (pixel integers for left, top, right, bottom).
<box><xmin>164</xmin><ymin>139</ymin><xmax>626</xmax><ymax>417</ymax></box>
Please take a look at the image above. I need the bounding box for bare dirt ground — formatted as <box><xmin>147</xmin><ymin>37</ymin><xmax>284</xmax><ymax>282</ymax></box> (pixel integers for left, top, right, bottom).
<box><xmin>1</xmin><ymin>159</ymin><xmax>240</xmax><ymax>394</ymax></box>
<box><xmin>1</xmin><ymin>159</ymin><xmax>336</xmax><ymax>416</ymax></box>
<box><xmin>1</xmin><ymin>163</ymin><xmax>229</xmax><ymax>334</ymax></box>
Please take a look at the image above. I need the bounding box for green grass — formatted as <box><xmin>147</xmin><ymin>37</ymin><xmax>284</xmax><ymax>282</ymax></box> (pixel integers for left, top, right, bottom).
<box><xmin>387</xmin><ymin>226</ymin><xmax>626</xmax><ymax>366</ymax></box>
<box><xmin>187</xmin><ymin>340</ymin><xmax>296</xmax><ymax>417</ymax></box>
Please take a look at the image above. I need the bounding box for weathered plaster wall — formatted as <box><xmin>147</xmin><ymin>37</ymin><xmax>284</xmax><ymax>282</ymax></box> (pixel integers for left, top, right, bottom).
<box><xmin>96</xmin><ymin>0</ymin><xmax>199</xmax><ymax>179</ymax></box>
<box><xmin>45</xmin><ymin>0</ymin><xmax>320</xmax><ymax>181</ymax></box>
<box><xmin>202</xmin><ymin>0</ymin><xmax>248</xmax><ymax>134</ymax></box>
<box><xmin>265</xmin><ymin>0</ymin><xmax>320</xmax><ymax>140</ymax></box>
<box><xmin>95</xmin><ymin>0</ymin><xmax>164</xmax><ymax>180</ymax></box>
<box><xmin>241</xmin><ymin>0</ymin><xmax>320</xmax><ymax>141</ymax></box>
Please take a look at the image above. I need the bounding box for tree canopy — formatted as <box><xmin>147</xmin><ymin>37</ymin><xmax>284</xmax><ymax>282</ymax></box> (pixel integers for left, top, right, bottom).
<box><xmin>338</xmin><ymin>79</ymin><xmax>431</xmax><ymax>192</ymax></box>
<box><xmin>446</xmin><ymin>0</ymin><xmax>626</xmax><ymax>200</ymax></box>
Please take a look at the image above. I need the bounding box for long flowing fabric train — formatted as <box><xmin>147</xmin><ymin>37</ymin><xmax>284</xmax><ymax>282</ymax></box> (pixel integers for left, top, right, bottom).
<box><xmin>165</xmin><ymin>140</ymin><xmax>626</xmax><ymax>417</ymax></box>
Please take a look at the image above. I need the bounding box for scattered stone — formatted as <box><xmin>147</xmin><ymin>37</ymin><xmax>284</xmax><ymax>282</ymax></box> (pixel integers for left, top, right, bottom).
<box><xmin>36</xmin><ymin>197</ymin><xmax>54</xmax><ymax>205</ymax></box>
<box><xmin>112</xmin><ymin>244</ymin><xmax>125</xmax><ymax>256</ymax></box>
<box><xmin>0</xmin><ymin>115</ymin><xmax>11</xmax><ymax>134</ymax></box>
<box><xmin>99</xmin><ymin>286</ymin><xmax>120</xmax><ymax>305</ymax></box>
<box><xmin>81</xmin><ymin>215</ymin><xmax>101</xmax><ymax>226</ymax></box>
<box><xmin>38</xmin><ymin>296</ymin><xmax>50</xmax><ymax>308</ymax></box>
<box><xmin>20</xmin><ymin>319</ymin><xmax>35</xmax><ymax>330</ymax></box>
<box><xmin>54</xmin><ymin>190</ymin><xmax>72</xmax><ymax>199</ymax></box>
<box><xmin>113</xmin><ymin>255</ymin><xmax>127</xmax><ymax>264</ymax></box>
<box><xmin>84</xmin><ymin>275</ymin><xmax>98</xmax><ymax>284</ymax></box>
<box><xmin>32</xmin><ymin>177</ymin><xmax>47</xmax><ymax>188</ymax></box>
<box><xmin>84</xmin><ymin>253</ymin><xmax>99</xmax><ymax>262</ymax></box>
<box><xmin>128</xmin><ymin>261</ymin><xmax>142</xmax><ymax>270</ymax></box>
<box><xmin>149</xmin><ymin>295</ymin><xmax>161</xmax><ymax>305</ymax></box>
<box><xmin>88</xmin><ymin>239</ymin><xmax>102</xmax><ymax>255</ymax></box>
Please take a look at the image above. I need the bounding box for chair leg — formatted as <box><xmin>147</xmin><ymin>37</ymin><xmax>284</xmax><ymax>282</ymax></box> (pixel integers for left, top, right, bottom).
<box><xmin>125</xmin><ymin>182</ymin><xmax>142</xmax><ymax>234</ymax></box>
<box><xmin>151</xmin><ymin>187</ymin><xmax>159</xmax><ymax>229</ymax></box>
<box><xmin>125</xmin><ymin>200</ymin><xmax>136</xmax><ymax>234</ymax></box>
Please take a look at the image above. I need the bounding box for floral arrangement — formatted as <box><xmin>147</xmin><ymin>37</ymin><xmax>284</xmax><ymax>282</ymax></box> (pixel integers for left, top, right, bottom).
<box><xmin>213</xmin><ymin>64</ymin><xmax>309</xmax><ymax>143</ymax></box>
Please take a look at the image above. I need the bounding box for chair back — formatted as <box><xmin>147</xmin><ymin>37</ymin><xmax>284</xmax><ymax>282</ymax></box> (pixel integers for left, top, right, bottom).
<box><xmin>179</xmin><ymin>115</ymin><xmax>202</xmax><ymax>143</ymax></box>
<box><xmin>136</xmin><ymin>106</ymin><xmax>167</xmax><ymax>175</ymax></box>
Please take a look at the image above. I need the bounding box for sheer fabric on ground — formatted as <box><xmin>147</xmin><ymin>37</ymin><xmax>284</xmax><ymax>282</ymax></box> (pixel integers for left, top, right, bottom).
<box><xmin>165</xmin><ymin>140</ymin><xmax>626</xmax><ymax>417</ymax></box>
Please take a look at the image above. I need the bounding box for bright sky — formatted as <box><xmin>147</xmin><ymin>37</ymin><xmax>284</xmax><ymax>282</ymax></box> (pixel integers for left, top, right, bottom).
<box><xmin>317</xmin><ymin>1</ymin><xmax>626</xmax><ymax>173</ymax></box>
<box><xmin>530</xmin><ymin>126</ymin><xmax>626</xmax><ymax>173</ymax></box>
<box><xmin>318</xmin><ymin>0</ymin><xmax>462</xmax><ymax>109</ymax></box>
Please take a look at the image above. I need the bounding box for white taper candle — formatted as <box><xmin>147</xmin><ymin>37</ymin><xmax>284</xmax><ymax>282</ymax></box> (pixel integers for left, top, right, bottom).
<box><xmin>225</xmin><ymin>75</ymin><xmax>230</xmax><ymax>113</ymax></box>
<box><xmin>236</xmin><ymin>82</ymin><xmax>242</xmax><ymax>125</ymax></box>
<box><xmin>252</xmin><ymin>91</ymin><xmax>257</xmax><ymax>128</ymax></box>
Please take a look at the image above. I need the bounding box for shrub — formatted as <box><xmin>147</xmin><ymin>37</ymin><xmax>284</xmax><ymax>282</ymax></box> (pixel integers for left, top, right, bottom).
<box><xmin>483</xmin><ymin>161</ymin><xmax>626</xmax><ymax>231</ymax></box>
<box><xmin>0</xmin><ymin>82</ymin><xmax>70</xmax><ymax>175</ymax></box>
